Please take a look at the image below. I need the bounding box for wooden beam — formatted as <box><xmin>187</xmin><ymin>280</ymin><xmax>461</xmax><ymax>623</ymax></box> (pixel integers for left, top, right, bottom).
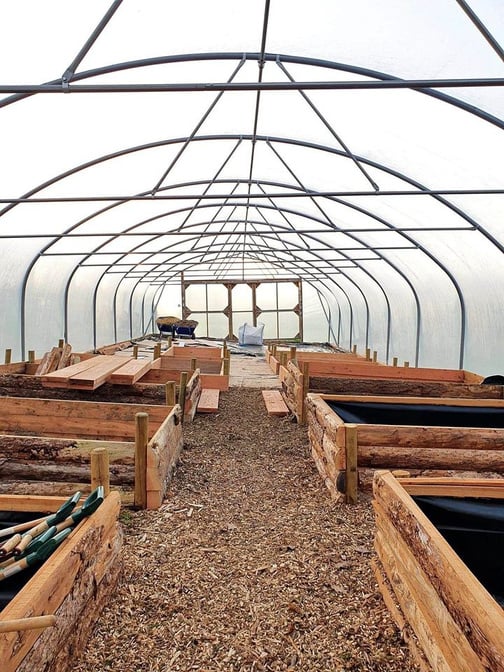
<box><xmin>197</xmin><ymin>389</ymin><xmax>220</xmax><ymax>413</ymax></box>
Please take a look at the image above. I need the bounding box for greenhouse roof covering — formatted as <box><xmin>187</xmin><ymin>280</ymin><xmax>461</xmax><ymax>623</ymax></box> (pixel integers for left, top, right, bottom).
<box><xmin>0</xmin><ymin>0</ymin><xmax>503</xmax><ymax>374</ymax></box>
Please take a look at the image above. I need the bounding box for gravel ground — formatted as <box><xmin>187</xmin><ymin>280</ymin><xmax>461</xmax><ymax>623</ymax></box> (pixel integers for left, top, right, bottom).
<box><xmin>69</xmin><ymin>387</ymin><xmax>419</xmax><ymax>672</ymax></box>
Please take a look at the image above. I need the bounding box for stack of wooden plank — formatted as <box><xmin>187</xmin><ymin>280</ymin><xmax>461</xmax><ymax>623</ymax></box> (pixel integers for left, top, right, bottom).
<box><xmin>39</xmin><ymin>355</ymin><xmax>154</xmax><ymax>390</ymax></box>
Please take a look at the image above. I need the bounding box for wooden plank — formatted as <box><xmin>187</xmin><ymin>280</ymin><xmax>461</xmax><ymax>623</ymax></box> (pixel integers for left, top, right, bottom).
<box><xmin>108</xmin><ymin>358</ymin><xmax>153</xmax><ymax>385</ymax></box>
<box><xmin>40</xmin><ymin>356</ymin><xmax>102</xmax><ymax>386</ymax></box>
<box><xmin>319</xmin><ymin>393</ymin><xmax>504</xmax><ymax>408</ymax></box>
<box><xmin>68</xmin><ymin>356</ymin><xmax>134</xmax><ymax>390</ymax></box>
<box><xmin>35</xmin><ymin>347</ymin><xmax>61</xmax><ymax>376</ymax></box>
<box><xmin>56</xmin><ymin>343</ymin><xmax>73</xmax><ymax>370</ymax></box>
<box><xmin>262</xmin><ymin>390</ymin><xmax>289</xmax><ymax>417</ymax></box>
<box><xmin>197</xmin><ymin>389</ymin><xmax>220</xmax><ymax>413</ymax></box>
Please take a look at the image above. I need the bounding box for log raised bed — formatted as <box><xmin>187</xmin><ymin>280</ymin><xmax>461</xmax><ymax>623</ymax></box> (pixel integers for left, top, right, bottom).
<box><xmin>0</xmin><ymin>397</ymin><xmax>183</xmax><ymax>509</ymax></box>
<box><xmin>0</xmin><ymin>360</ymin><xmax>201</xmax><ymax>424</ymax></box>
<box><xmin>306</xmin><ymin>393</ymin><xmax>504</xmax><ymax>502</ymax></box>
<box><xmin>373</xmin><ymin>471</ymin><xmax>504</xmax><ymax>672</ymax></box>
<box><xmin>0</xmin><ymin>491</ymin><xmax>122</xmax><ymax>672</ymax></box>
<box><xmin>280</xmin><ymin>358</ymin><xmax>488</xmax><ymax>424</ymax></box>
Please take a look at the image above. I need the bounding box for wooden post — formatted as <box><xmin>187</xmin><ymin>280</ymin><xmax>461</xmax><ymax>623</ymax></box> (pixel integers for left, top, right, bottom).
<box><xmin>179</xmin><ymin>372</ymin><xmax>188</xmax><ymax>423</ymax></box>
<box><xmin>352</xmin><ymin>344</ymin><xmax>357</xmax><ymax>354</ymax></box>
<box><xmin>133</xmin><ymin>345</ymin><xmax>139</xmax><ymax>359</ymax></box>
<box><xmin>165</xmin><ymin>381</ymin><xmax>176</xmax><ymax>406</ymax></box>
<box><xmin>345</xmin><ymin>424</ymin><xmax>358</xmax><ymax>504</ymax></box>
<box><xmin>134</xmin><ymin>412</ymin><xmax>149</xmax><ymax>509</ymax></box>
<box><xmin>90</xmin><ymin>447</ymin><xmax>110</xmax><ymax>496</ymax></box>
<box><xmin>167</xmin><ymin>335</ymin><xmax>172</xmax><ymax>348</ymax></box>
<box><xmin>28</xmin><ymin>350</ymin><xmax>35</xmax><ymax>363</ymax></box>
<box><xmin>301</xmin><ymin>361</ymin><xmax>310</xmax><ymax>425</ymax></box>
<box><xmin>404</xmin><ymin>360</ymin><xmax>410</xmax><ymax>368</ymax></box>
<box><xmin>272</xmin><ymin>344</ymin><xmax>277</xmax><ymax>358</ymax></box>
<box><xmin>373</xmin><ymin>350</ymin><xmax>378</xmax><ymax>363</ymax></box>
<box><xmin>289</xmin><ymin>346</ymin><xmax>297</xmax><ymax>361</ymax></box>
<box><xmin>4</xmin><ymin>349</ymin><xmax>11</xmax><ymax>364</ymax></box>
<box><xmin>190</xmin><ymin>358</ymin><xmax>197</xmax><ymax>372</ymax></box>
<box><xmin>280</xmin><ymin>351</ymin><xmax>288</xmax><ymax>367</ymax></box>
<box><xmin>153</xmin><ymin>343</ymin><xmax>161</xmax><ymax>360</ymax></box>
<box><xmin>365</xmin><ymin>347</ymin><xmax>371</xmax><ymax>361</ymax></box>
<box><xmin>222</xmin><ymin>357</ymin><xmax>230</xmax><ymax>375</ymax></box>
<box><xmin>58</xmin><ymin>339</ymin><xmax>64</xmax><ymax>349</ymax></box>
<box><xmin>392</xmin><ymin>356</ymin><xmax>398</xmax><ymax>367</ymax></box>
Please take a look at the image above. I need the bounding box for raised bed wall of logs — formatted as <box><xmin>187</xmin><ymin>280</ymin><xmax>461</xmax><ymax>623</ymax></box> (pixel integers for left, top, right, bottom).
<box><xmin>0</xmin><ymin>396</ymin><xmax>183</xmax><ymax>509</ymax></box>
<box><xmin>306</xmin><ymin>393</ymin><xmax>504</xmax><ymax>502</ymax></box>
<box><xmin>373</xmin><ymin>471</ymin><xmax>504</xmax><ymax>672</ymax></box>
<box><xmin>0</xmin><ymin>359</ymin><xmax>201</xmax><ymax>424</ymax></box>
<box><xmin>281</xmin><ymin>358</ymin><xmax>491</xmax><ymax>424</ymax></box>
<box><xmin>0</xmin><ymin>491</ymin><xmax>122</xmax><ymax>672</ymax></box>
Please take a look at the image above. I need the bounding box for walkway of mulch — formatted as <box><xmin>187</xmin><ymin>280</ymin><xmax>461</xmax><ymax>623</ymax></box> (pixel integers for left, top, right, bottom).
<box><xmin>69</xmin><ymin>387</ymin><xmax>419</xmax><ymax>672</ymax></box>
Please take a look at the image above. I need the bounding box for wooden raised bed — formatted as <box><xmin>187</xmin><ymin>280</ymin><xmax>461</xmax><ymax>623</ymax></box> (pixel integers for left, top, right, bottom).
<box><xmin>306</xmin><ymin>393</ymin><xmax>504</xmax><ymax>502</ymax></box>
<box><xmin>373</xmin><ymin>471</ymin><xmax>504</xmax><ymax>672</ymax></box>
<box><xmin>0</xmin><ymin>397</ymin><xmax>183</xmax><ymax>509</ymax></box>
<box><xmin>282</xmin><ymin>359</ymin><xmax>494</xmax><ymax>423</ymax></box>
<box><xmin>141</xmin><ymin>345</ymin><xmax>229</xmax><ymax>391</ymax></box>
<box><xmin>0</xmin><ymin>359</ymin><xmax>202</xmax><ymax>424</ymax></box>
<box><xmin>0</xmin><ymin>491</ymin><xmax>122</xmax><ymax>672</ymax></box>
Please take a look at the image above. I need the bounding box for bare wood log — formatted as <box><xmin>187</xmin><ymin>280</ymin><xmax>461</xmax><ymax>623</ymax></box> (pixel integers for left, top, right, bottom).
<box><xmin>359</xmin><ymin>446</ymin><xmax>504</xmax><ymax>472</ymax></box>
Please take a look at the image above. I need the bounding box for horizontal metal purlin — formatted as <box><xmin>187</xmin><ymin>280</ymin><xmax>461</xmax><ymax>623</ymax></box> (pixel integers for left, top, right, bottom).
<box><xmin>0</xmin><ymin>78</ymin><xmax>501</xmax><ymax>94</ymax></box>
<box><xmin>1</xmin><ymin>191</ymin><xmax>501</xmax><ymax>203</ymax></box>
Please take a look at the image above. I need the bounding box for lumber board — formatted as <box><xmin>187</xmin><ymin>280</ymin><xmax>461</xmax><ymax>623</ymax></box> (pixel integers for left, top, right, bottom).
<box><xmin>108</xmin><ymin>357</ymin><xmax>153</xmax><ymax>385</ymax></box>
<box><xmin>319</xmin><ymin>393</ymin><xmax>504</xmax><ymax>408</ymax></box>
<box><xmin>145</xmin><ymin>404</ymin><xmax>183</xmax><ymax>509</ymax></box>
<box><xmin>67</xmin><ymin>356</ymin><xmax>134</xmax><ymax>389</ymax></box>
<box><xmin>262</xmin><ymin>390</ymin><xmax>289</xmax><ymax>416</ymax></box>
<box><xmin>197</xmin><ymin>389</ymin><xmax>220</xmax><ymax>413</ymax></box>
<box><xmin>35</xmin><ymin>347</ymin><xmax>61</xmax><ymax>376</ymax></box>
<box><xmin>39</xmin><ymin>356</ymin><xmax>102</xmax><ymax>386</ymax></box>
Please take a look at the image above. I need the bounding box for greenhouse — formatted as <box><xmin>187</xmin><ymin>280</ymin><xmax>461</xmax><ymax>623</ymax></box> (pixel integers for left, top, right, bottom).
<box><xmin>1</xmin><ymin>3</ymin><xmax>504</xmax><ymax>672</ymax></box>
<box><xmin>0</xmin><ymin>0</ymin><xmax>502</xmax><ymax>374</ymax></box>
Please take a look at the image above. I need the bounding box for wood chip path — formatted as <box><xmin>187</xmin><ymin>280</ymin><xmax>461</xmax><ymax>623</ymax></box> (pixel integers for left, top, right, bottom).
<box><xmin>69</xmin><ymin>387</ymin><xmax>419</xmax><ymax>672</ymax></box>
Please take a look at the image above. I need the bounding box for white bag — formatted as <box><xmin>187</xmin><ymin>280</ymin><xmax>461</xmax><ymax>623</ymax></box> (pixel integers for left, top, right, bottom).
<box><xmin>238</xmin><ymin>322</ymin><xmax>264</xmax><ymax>346</ymax></box>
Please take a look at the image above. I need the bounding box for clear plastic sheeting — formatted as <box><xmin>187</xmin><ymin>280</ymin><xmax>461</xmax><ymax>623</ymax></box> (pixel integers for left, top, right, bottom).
<box><xmin>0</xmin><ymin>1</ymin><xmax>502</xmax><ymax>375</ymax></box>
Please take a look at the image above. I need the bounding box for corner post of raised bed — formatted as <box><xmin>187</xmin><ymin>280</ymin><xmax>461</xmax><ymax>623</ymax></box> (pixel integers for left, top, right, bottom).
<box><xmin>345</xmin><ymin>423</ymin><xmax>358</xmax><ymax>504</ymax></box>
<box><xmin>179</xmin><ymin>371</ymin><xmax>188</xmax><ymax>423</ymax></box>
<box><xmin>135</xmin><ymin>412</ymin><xmax>149</xmax><ymax>509</ymax></box>
<box><xmin>133</xmin><ymin>345</ymin><xmax>138</xmax><ymax>359</ymax></box>
<box><xmin>300</xmin><ymin>361</ymin><xmax>310</xmax><ymax>425</ymax></box>
<box><xmin>190</xmin><ymin>358</ymin><xmax>197</xmax><ymax>372</ymax></box>
<box><xmin>392</xmin><ymin>357</ymin><xmax>398</xmax><ymax>366</ymax></box>
<box><xmin>222</xmin><ymin>357</ymin><xmax>230</xmax><ymax>376</ymax></box>
<box><xmin>91</xmin><ymin>447</ymin><xmax>110</xmax><ymax>496</ymax></box>
<box><xmin>165</xmin><ymin>381</ymin><xmax>176</xmax><ymax>406</ymax></box>
<box><xmin>4</xmin><ymin>348</ymin><xmax>11</xmax><ymax>364</ymax></box>
<box><xmin>28</xmin><ymin>350</ymin><xmax>35</xmax><ymax>363</ymax></box>
<box><xmin>153</xmin><ymin>343</ymin><xmax>162</xmax><ymax>360</ymax></box>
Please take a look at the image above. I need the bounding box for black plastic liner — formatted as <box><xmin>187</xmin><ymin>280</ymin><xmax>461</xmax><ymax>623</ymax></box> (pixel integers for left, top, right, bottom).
<box><xmin>0</xmin><ymin>510</ymin><xmax>50</xmax><ymax>610</ymax></box>
<box><xmin>413</xmin><ymin>496</ymin><xmax>504</xmax><ymax>607</ymax></box>
<box><xmin>327</xmin><ymin>400</ymin><xmax>504</xmax><ymax>427</ymax></box>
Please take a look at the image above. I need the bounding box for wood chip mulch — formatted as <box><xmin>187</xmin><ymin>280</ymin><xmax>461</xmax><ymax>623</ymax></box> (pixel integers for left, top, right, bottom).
<box><xmin>69</xmin><ymin>387</ymin><xmax>420</xmax><ymax>672</ymax></box>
